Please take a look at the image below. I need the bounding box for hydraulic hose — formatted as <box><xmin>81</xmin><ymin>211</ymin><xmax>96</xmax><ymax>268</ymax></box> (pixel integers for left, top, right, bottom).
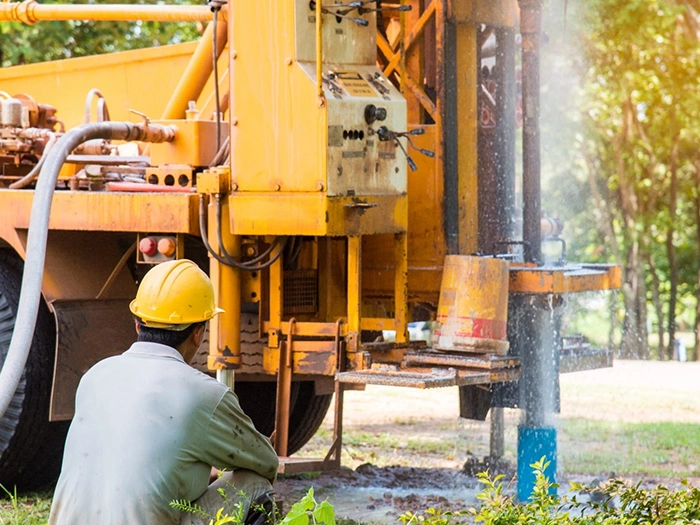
<box><xmin>9</xmin><ymin>133</ymin><xmax>57</xmax><ymax>190</ymax></box>
<box><xmin>0</xmin><ymin>121</ymin><xmax>175</xmax><ymax>420</ymax></box>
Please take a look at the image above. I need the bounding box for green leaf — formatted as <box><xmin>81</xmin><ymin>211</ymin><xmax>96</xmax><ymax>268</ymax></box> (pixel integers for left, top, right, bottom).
<box><xmin>313</xmin><ymin>500</ymin><xmax>335</xmax><ymax>525</ymax></box>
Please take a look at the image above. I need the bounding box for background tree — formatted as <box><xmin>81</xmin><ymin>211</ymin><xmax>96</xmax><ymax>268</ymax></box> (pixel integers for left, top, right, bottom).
<box><xmin>0</xmin><ymin>0</ymin><xmax>201</xmax><ymax>67</ymax></box>
<box><xmin>547</xmin><ymin>0</ymin><xmax>700</xmax><ymax>359</ymax></box>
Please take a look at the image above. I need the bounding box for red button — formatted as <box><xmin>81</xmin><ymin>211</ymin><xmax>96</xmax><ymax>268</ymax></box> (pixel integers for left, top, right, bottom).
<box><xmin>139</xmin><ymin>237</ymin><xmax>158</xmax><ymax>257</ymax></box>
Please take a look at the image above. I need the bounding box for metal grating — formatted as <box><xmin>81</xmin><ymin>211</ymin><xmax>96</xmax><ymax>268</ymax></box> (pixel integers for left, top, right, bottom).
<box><xmin>283</xmin><ymin>269</ymin><xmax>318</xmax><ymax>314</ymax></box>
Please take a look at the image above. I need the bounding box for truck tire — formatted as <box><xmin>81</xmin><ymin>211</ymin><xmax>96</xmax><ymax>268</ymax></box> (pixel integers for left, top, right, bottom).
<box><xmin>191</xmin><ymin>315</ymin><xmax>333</xmax><ymax>455</ymax></box>
<box><xmin>0</xmin><ymin>250</ymin><xmax>69</xmax><ymax>490</ymax></box>
<box><xmin>235</xmin><ymin>380</ymin><xmax>332</xmax><ymax>455</ymax></box>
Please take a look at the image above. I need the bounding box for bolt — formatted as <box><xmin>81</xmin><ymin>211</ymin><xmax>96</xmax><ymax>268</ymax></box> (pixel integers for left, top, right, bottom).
<box><xmin>274</xmin><ymin>183</ymin><xmax>281</xmax><ymax>191</ymax></box>
<box><xmin>285</xmin><ymin>57</ymin><xmax>293</xmax><ymax>66</ymax></box>
<box><xmin>317</xmin><ymin>182</ymin><xmax>324</xmax><ymax>191</ymax></box>
<box><xmin>231</xmin><ymin>50</ymin><xmax>238</xmax><ymax>59</ymax></box>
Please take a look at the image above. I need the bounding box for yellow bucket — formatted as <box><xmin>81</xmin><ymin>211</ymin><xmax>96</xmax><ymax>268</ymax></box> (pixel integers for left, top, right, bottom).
<box><xmin>432</xmin><ymin>255</ymin><xmax>509</xmax><ymax>354</ymax></box>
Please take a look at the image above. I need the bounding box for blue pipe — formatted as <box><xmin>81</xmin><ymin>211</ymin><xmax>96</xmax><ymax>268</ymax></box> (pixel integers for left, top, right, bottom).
<box><xmin>517</xmin><ymin>426</ymin><xmax>557</xmax><ymax>502</ymax></box>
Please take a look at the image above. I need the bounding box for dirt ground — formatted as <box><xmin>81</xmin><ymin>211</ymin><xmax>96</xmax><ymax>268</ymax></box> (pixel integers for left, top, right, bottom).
<box><xmin>274</xmin><ymin>360</ymin><xmax>700</xmax><ymax>523</ymax></box>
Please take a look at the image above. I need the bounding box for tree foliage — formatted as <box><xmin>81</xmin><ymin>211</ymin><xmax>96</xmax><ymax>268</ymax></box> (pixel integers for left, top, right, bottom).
<box><xmin>547</xmin><ymin>0</ymin><xmax>700</xmax><ymax>359</ymax></box>
<box><xmin>0</xmin><ymin>0</ymin><xmax>202</xmax><ymax>67</ymax></box>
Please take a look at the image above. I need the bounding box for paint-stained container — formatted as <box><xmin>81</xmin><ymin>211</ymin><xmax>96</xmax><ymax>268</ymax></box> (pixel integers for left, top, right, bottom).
<box><xmin>432</xmin><ymin>255</ymin><xmax>509</xmax><ymax>354</ymax></box>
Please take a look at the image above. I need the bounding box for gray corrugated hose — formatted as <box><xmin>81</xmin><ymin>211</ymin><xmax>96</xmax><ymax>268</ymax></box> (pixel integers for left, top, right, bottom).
<box><xmin>0</xmin><ymin>121</ymin><xmax>175</xmax><ymax>419</ymax></box>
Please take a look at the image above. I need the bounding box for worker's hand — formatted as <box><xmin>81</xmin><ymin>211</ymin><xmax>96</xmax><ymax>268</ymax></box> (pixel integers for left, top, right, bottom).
<box><xmin>210</xmin><ymin>467</ymin><xmax>220</xmax><ymax>484</ymax></box>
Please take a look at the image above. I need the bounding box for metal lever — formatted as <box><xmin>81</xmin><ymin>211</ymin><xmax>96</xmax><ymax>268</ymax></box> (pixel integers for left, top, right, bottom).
<box><xmin>360</xmin><ymin>5</ymin><xmax>412</xmax><ymax>13</ymax></box>
<box><xmin>375</xmin><ymin>126</ymin><xmax>417</xmax><ymax>171</ymax></box>
<box><xmin>375</xmin><ymin>126</ymin><xmax>435</xmax><ymax>171</ymax></box>
<box><xmin>323</xmin><ymin>9</ymin><xmax>369</xmax><ymax>26</ymax></box>
<box><xmin>311</xmin><ymin>0</ymin><xmax>370</xmax><ymax>26</ymax></box>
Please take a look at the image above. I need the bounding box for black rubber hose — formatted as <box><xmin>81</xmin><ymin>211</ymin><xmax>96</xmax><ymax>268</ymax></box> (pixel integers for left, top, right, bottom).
<box><xmin>0</xmin><ymin>122</ymin><xmax>174</xmax><ymax>419</ymax></box>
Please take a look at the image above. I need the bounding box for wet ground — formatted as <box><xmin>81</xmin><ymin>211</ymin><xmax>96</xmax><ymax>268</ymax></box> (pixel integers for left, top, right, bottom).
<box><xmin>275</xmin><ymin>465</ymin><xmax>484</xmax><ymax>522</ymax></box>
<box><xmin>274</xmin><ymin>360</ymin><xmax>700</xmax><ymax>524</ymax></box>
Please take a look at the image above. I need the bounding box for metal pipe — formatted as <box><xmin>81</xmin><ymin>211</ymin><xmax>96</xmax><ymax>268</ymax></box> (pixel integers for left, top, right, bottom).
<box><xmin>0</xmin><ymin>0</ymin><xmax>226</xmax><ymax>24</ymax></box>
<box><xmin>161</xmin><ymin>20</ymin><xmax>228</xmax><ymax>120</ymax></box>
<box><xmin>316</xmin><ymin>0</ymin><xmax>324</xmax><ymax>103</ymax></box>
<box><xmin>0</xmin><ymin>121</ymin><xmax>176</xmax><ymax>420</ymax></box>
<box><xmin>274</xmin><ymin>318</ymin><xmax>296</xmax><ymax>457</ymax></box>
<box><xmin>519</xmin><ymin>0</ymin><xmax>543</xmax><ymax>264</ymax></box>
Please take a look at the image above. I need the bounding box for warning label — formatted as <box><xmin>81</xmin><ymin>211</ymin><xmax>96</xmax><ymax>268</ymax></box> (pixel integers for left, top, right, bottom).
<box><xmin>334</xmin><ymin>71</ymin><xmax>377</xmax><ymax>98</ymax></box>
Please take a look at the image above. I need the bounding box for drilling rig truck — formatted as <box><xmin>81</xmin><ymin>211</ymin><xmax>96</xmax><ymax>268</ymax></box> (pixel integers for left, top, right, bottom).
<box><xmin>0</xmin><ymin>0</ymin><xmax>620</xmax><ymax>498</ymax></box>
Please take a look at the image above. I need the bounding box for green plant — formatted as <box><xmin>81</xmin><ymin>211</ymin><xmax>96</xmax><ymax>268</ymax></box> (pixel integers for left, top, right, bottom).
<box><xmin>173</xmin><ymin>486</ymin><xmax>335</xmax><ymax>525</ymax></box>
<box><xmin>279</xmin><ymin>488</ymin><xmax>335</xmax><ymax>525</ymax></box>
<box><xmin>399</xmin><ymin>458</ymin><xmax>700</xmax><ymax>525</ymax></box>
<box><xmin>0</xmin><ymin>485</ymin><xmax>52</xmax><ymax>525</ymax></box>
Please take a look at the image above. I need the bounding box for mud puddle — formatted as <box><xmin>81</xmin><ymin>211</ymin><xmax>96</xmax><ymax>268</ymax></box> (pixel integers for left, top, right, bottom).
<box><xmin>275</xmin><ymin>464</ymin><xmax>489</xmax><ymax>524</ymax></box>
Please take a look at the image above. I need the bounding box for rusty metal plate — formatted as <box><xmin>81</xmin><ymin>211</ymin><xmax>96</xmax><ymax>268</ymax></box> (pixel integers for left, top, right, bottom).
<box><xmin>403</xmin><ymin>350</ymin><xmax>519</xmax><ymax>370</ymax></box>
<box><xmin>337</xmin><ymin>368</ymin><xmax>459</xmax><ymax>388</ymax></box>
<box><xmin>560</xmin><ymin>348</ymin><xmax>613</xmax><ymax>374</ymax></box>
<box><xmin>509</xmin><ymin>263</ymin><xmax>622</xmax><ymax>294</ymax></box>
<box><xmin>50</xmin><ymin>299</ymin><xmax>135</xmax><ymax>421</ymax></box>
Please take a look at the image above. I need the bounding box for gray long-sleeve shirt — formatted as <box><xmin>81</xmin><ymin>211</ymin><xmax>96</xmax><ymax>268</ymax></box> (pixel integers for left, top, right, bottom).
<box><xmin>50</xmin><ymin>342</ymin><xmax>278</xmax><ymax>525</ymax></box>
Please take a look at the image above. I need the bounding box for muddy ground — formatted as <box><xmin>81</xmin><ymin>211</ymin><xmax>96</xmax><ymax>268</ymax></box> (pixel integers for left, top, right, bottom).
<box><xmin>274</xmin><ymin>360</ymin><xmax>700</xmax><ymax>523</ymax></box>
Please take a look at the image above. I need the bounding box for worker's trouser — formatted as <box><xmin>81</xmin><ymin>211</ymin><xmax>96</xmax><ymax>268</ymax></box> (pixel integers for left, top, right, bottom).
<box><xmin>180</xmin><ymin>469</ymin><xmax>274</xmax><ymax>525</ymax></box>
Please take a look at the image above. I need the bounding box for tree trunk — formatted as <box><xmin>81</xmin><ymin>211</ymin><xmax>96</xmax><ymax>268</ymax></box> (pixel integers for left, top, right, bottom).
<box><xmin>666</xmin><ymin>142</ymin><xmax>680</xmax><ymax>360</ymax></box>
<box><xmin>619</xmin><ymin>238</ymin><xmax>648</xmax><ymax>359</ymax></box>
<box><xmin>694</xmin><ymin>159</ymin><xmax>700</xmax><ymax>362</ymax></box>
<box><xmin>608</xmin><ymin>291</ymin><xmax>619</xmax><ymax>349</ymax></box>
<box><xmin>695</xmin><ymin>269</ymin><xmax>700</xmax><ymax>362</ymax></box>
<box><xmin>647</xmin><ymin>253</ymin><xmax>665</xmax><ymax>360</ymax></box>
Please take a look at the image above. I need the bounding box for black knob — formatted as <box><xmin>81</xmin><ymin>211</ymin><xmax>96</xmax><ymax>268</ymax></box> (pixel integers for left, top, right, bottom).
<box><xmin>364</xmin><ymin>104</ymin><xmax>387</xmax><ymax>125</ymax></box>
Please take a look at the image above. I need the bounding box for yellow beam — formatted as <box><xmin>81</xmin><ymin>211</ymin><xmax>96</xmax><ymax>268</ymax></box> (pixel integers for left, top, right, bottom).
<box><xmin>508</xmin><ymin>265</ymin><xmax>623</xmax><ymax>294</ymax></box>
<box><xmin>0</xmin><ymin>0</ymin><xmax>226</xmax><ymax>24</ymax></box>
<box><xmin>456</xmin><ymin>24</ymin><xmax>479</xmax><ymax>254</ymax></box>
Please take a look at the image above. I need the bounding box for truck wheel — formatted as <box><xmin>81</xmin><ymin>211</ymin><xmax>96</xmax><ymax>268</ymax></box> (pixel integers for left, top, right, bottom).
<box><xmin>235</xmin><ymin>381</ymin><xmax>332</xmax><ymax>455</ymax></box>
<box><xmin>192</xmin><ymin>316</ymin><xmax>333</xmax><ymax>455</ymax></box>
<box><xmin>0</xmin><ymin>250</ymin><xmax>69</xmax><ymax>490</ymax></box>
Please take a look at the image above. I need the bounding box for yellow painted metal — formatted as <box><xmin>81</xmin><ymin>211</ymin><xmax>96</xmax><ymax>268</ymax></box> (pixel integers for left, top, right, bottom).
<box><xmin>433</xmin><ymin>256</ymin><xmax>510</xmax><ymax>354</ymax></box>
<box><xmin>197</xmin><ymin>167</ymin><xmax>231</xmax><ymax>196</ymax></box>
<box><xmin>315</xmin><ymin>0</ymin><xmax>324</xmax><ymax>102</ymax></box>
<box><xmin>360</xmin><ymin>318</ymin><xmax>397</xmax><ymax>332</ymax></box>
<box><xmin>448</xmin><ymin>0</ymin><xmax>519</xmax><ymax>27</ymax></box>
<box><xmin>150</xmin><ymin>120</ymin><xmax>228</xmax><ymax>167</ymax></box>
<box><xmin>161</xmin><ymin>21</ymin><xmax>228</xmax><ymax>120</ymax></box>
<box><xmin>208</xmin><ymin>198</ymin><xmax>242</xmax><ymax>370</ymax></box>
<box><xmin>227</xmin><ymin>194</ymin><xmax>407</xmax><ymax>236</ymax></box>
<box><xmin>263</xmin><ymin>321</ymin><xmax>348</xmax><ymax>338</ymax></box>
<box><xmin>508</xmin><ymin>265</ymin><xmax>623</xmax><ymax>294</ymax></box>
<box><xmin>0</xmin><ymin>190</ymin><xmax>198</xmax><ymax>233</ymax></box>
<box><xmin>394</xmin><ymin>232</ymin><xmax>408</xmax><ymax>342</ymax></box>
<box><xmin>268</xmin><ymin>256</ymin><xmax>284</xmax><ymax>348</ymax></box>
<box><xmin>263</xmin><ymin>342</ymin><xmax>337</xmax><ymax>376</ymax></box>
<box><xmin>0</xmin><ymin>43</ymin><xmax>198</xmax><ymax>131</ymax></box>
<box><xmin>229</xmin><ymin>1</ymin><xmax>323</xmax><ymax>196</ymax></box>
<box><xmin>456</xmin><ymin>24</ymin><xmax>479</xmax><ymax>255</ymax></box>
<box><xmin>0</xmin><ymin>0</ymin><xmax>224</xmax><ymax>24</ymax></box>
<box><xmin>347</xmin><ymin>236</ymin><xmax>362</xmax><ymax>354</ymax></box>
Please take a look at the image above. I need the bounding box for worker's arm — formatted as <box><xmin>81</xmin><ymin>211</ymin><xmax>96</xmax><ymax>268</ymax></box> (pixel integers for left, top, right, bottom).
<box><xmin>202</xmin><ymin>390</ymin><xmax>279</xmax><ymax>482</ymax></box>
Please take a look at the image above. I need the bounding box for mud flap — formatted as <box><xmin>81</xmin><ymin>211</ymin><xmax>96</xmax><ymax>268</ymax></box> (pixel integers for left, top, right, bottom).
<box><xmin>458</xmin><ymin>385</ymin><xmax>492</xmax><ymax>421</ymax></box>
<box><xmin>49</xmin><ymin>299</ymin><xmax>135</xmax><ymax>421</ymax></box>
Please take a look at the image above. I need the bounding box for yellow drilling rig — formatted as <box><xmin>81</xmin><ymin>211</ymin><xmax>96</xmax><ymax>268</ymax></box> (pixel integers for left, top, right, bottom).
<box><xmin>0</xmin><ymin>0</ymin><xmax>619</xmax><ymax>497</ymax></box>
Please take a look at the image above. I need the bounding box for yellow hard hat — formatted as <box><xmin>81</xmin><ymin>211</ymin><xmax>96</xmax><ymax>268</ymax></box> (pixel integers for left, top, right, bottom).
<box><xmin>129</xmin><ymin>259</ymin><xmax>224</xmax><ymax>330</ymax></box>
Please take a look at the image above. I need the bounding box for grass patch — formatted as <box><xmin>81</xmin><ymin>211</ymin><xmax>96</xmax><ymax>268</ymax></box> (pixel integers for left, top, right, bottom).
<box><xmin>560</xmin><ymin>419</ymin><xmax>700</xmax><ymax>478</ymax></box>
<box><xmin>0</xmin><ymin>489</ymin><xmax>52</xmax><ymax>525</ymax></box>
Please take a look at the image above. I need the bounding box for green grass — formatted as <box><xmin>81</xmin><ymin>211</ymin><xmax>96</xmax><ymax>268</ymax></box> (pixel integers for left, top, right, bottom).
<box><xmin>560</xmin><ymin>419</ymin><xmax>700</xmax><ymax>478</ymax></box>
<box><xmin>0</xmin><ymin>488</ymin><xmax>52</xmax><ymax>525</ymax></box>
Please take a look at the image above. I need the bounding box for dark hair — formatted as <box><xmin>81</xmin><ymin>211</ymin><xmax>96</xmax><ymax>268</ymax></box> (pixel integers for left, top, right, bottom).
<box><xmin>137</xmin><ymin>321</ymin><xmax>205</xmax><ymax>349</ymax></box>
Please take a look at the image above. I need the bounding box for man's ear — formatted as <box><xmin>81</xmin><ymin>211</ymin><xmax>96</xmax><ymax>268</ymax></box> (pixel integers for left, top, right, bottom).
<box><xmin>134</xmin><ymin>320</ymin><xmax>141</xmax><ymax>335</ymax></box>
<box><xmin>192</xmin><ymin>323</ymin><xmax>205</xmax><ymax>347</ymax></box>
